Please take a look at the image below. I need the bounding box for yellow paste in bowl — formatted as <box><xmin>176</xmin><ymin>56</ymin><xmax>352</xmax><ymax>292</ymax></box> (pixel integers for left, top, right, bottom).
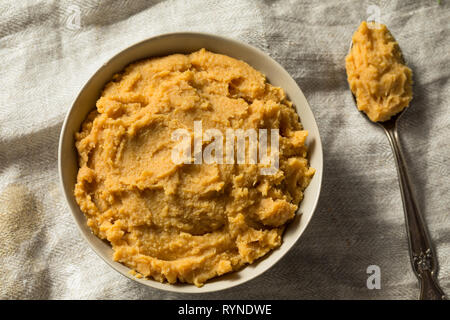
<box><xmin>74</xmin><ymin>49</ymin><xmax>315</xmax><ymax>286</ymax></box>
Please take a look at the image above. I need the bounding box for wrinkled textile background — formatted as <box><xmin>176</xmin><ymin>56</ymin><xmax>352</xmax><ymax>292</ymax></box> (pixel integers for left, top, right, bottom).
<box><xmin>0</xmin><ymin>0</ymin><xmax>449</xmax><ymax>299</ymax></box>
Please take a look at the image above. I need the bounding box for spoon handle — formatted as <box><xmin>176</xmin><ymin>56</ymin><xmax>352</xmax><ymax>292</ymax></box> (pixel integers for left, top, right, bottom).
<box><xmin>384</xmin><ymin>126</ymin><xmax>446</xmax><ymax>300</ymax></box>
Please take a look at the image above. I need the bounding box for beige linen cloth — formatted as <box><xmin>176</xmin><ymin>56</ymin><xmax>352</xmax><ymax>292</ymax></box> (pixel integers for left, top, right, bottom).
<box><xmin>0</xmin><ymin>0</ymin><xmax>449</xmax><ymax>299</ymax></box>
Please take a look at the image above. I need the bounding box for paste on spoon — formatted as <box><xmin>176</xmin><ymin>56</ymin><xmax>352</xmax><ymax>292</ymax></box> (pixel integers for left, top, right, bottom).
<box><xmin>346</xmin><ymin>21</ymin><xmax>413</xmax><ymax>122</ymax></box>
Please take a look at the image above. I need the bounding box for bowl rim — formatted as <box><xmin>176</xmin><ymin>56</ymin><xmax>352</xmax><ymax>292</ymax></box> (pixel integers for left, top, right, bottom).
<box><xmin>58</xmin><ymin>31</ymin><xmax>323</xmax><ymax>294</ymax></box>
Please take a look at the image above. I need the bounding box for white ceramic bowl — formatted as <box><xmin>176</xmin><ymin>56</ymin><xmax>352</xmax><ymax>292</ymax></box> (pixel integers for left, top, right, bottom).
<box><xmin>59</xmin><ymin>32</ymin><xmax>323</xmax><ymax>293</ymax></box>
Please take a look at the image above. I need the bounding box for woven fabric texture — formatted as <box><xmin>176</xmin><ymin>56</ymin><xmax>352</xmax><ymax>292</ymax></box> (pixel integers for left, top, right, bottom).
<box><xmin>0</xmin><ymin>0</ymin><xmax>449</xmax><ymax>299</ymax></box>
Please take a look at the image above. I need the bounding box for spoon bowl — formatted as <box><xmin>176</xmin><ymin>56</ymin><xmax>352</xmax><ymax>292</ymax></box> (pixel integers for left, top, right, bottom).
<box><xmin>348</xmin><ymin>36</ymin><xmax>406</xmax><ymax>130</ymax></box>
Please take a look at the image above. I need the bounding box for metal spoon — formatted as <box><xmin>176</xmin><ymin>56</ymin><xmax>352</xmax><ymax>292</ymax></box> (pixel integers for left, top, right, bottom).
<box><xmin>349</xmin><ymin>43</ymin><xmax>446</xmax><ymax>300</ymax></box>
